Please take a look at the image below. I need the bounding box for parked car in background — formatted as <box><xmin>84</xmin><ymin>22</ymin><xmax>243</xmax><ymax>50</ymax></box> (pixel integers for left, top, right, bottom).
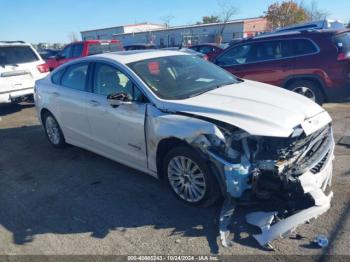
<box><xmin>189</xmin><ymin>43</ymin><xmax>228</xmax><ymax>60</ymax></box>
<box><xmin>124</xmin><ymin>43</ymin><xmax>157</xmax><ymax>51</ymax></box>
<box><xmin>214</xmin><ymin>29</ymin><xmax>350</xmax><ymax>104</ymax></box>
<box><xmin>35</xmin><ymin>50</ymin><xmax>334</xmax><ymax>247</ymax></box>
<box><xmin>38</xmin><ymin>49</ymin><xmax>61</xmax><ymax>60</ymax></box>
<box><xmin>46</xmin><ymin>40</ymin><xmax>123</xmax><ymax>71</ymax></box>
<box><xmin>162</xmin><ymin>47</ymin><xmax>209</xmax><ymax>60</ymax></box>
<box><xmin>0</xmin><ymin>41</ymin><xmax>49</xmax><ymax>103</ymax></box>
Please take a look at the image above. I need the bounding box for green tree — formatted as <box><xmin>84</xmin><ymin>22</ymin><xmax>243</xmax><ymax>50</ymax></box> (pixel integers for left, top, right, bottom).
<box><xmin>197</xmin><ymin>15</ymin><xmax>221</xmax><ymax>24</ymax></box>
<box><xmin>265</xmin><ymin>1</ymin><xmax>309</xmax><ymax>29</ymax></box>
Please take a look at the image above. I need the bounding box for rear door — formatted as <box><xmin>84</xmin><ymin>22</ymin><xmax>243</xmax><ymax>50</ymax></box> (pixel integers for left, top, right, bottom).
<box><xmin>0</xmin><ymin>45</ymin><xmax>43</xmax><ymax>94</ymax></box>
<box><xmin>54</xmin><ymin>62</ymin><xmax>92</xmax><ymax>145</ymax></box>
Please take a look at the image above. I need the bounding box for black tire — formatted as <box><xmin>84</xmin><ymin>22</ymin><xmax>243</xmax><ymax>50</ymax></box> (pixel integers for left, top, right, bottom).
<box><xmin>286</xmin><ymin>80</ymin><xmax>325</xmax><ymax>105</ymax></box>
<box><xmin>42</xmin><ymin>112</ymin><xmax>66</xmax><ymax>148</ymax></box>
<box><xmin>163</xmin><ymin>146</ymin><xmax>220</xmax><ymax>207</ymax></box>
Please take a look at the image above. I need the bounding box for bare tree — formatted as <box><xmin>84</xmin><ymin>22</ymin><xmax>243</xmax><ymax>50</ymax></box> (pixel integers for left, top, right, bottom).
<box><xmin>68</xmin><ymin>32</ymin><xmax>79</xmax><ymax>42</ymax></box>
<box><xmin>216</xmin><ymin>0</ymin><xmax>238</xmax><ymax>41</ymax></box>
<box><xmin>161</xmin><ymin>15</ymin><xmax>175</xmax><ymax>28</ymax></box>
<box><xmin>304</xmin><ymin>0</ymin><xmax>330</xmax><ymax>21</ymax></box>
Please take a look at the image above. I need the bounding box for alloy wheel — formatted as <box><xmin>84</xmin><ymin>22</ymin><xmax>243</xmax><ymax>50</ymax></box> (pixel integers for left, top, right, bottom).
<box><xmin>45</xmin><ymin>116</ymin><xmax>61</xmax><ymax>145</ymax></box>
<box><xmin>167</xmin><ymin>156</ymin><xmax>206</xmax><ymax>203</ymax></box>
<box><xmin>292</xmin><ymin>86</ymin><xmax>316</xmax><ymax>101</ymax></box>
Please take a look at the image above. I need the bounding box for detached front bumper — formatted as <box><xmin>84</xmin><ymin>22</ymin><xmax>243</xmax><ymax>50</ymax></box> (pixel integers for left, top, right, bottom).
<box><xmin>246</xmin><ymin>144</ymin><xmax>334</xmax><ymax>247</ymax></box>
<box><xmin>212</xmin><ymin>128</ymin><xmax>335</xmax><ymax>247</ymax></box>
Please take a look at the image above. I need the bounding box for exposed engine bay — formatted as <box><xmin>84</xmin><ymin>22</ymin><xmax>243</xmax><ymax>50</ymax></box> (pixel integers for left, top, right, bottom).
<box><xmin>189</xmin><ymin>115</ymin><xmax>334</xmax><ymax>248</ymax></box>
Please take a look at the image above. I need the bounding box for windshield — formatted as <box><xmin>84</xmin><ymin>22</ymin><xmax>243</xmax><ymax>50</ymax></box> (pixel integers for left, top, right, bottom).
<box><xmin>127</xmin><ymin>55</ymin><xmax>238</xmax><ymax>100</ymax></box>
<box><xmin>0</xmin><ymin>46</ymin><xmax>39</xmax><ymax>65</ymax></box>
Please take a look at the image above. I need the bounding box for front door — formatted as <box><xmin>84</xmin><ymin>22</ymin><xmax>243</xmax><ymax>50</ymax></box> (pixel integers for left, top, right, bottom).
<box><xmin>85</xmin><ymin>62</ymin><xmax>148</xmax><ymax>168</ymax></box>
<box><xmin>216</xmin><ymin>40</ymin><xmax>295</xmax><ymax>87</ymax></box>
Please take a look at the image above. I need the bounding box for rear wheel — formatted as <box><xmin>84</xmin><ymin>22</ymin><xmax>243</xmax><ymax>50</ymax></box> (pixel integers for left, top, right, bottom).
<box><xmin>163</xmin><ymin>146</ymin><xmax>220</xmax><ymax>207</ymax></box>
<box><xmin>287</xmin><ymin>80</ymin><xmax>324</xmax><ymax>105</ymax></box>
<box><xmin>42</xmin><ymin>112</ymin><xmax>66</xmax><ymax>148</ymax></box>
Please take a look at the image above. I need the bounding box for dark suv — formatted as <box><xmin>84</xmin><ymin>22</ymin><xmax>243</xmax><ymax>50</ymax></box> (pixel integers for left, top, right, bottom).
<box><xmin>214</xmin><ymin>29</ymin><xmax>350</xmax><ymax>104</ymax></box>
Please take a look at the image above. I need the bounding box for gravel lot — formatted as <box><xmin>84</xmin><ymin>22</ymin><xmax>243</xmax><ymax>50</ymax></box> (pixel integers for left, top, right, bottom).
<box><xmin>0</xmin><ymin>102</ymin><xmax>349</xmax><ymax>256</ymax></box>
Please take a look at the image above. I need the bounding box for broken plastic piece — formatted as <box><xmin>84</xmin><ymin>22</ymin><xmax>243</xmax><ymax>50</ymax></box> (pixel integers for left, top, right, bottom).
<box><xmin>315</xmin><ymin>234</ymin><xmax>329</xmax><ymax>247</ymax></box>
<box><xmin>219</xmin><ymin>196</ymin><xmax>236</xmax><ymax>247</ymax></box>
<box><xmin>246</xmin><ymin>191</ymin><xmax>333</xmax><ymax>247</ymax></box>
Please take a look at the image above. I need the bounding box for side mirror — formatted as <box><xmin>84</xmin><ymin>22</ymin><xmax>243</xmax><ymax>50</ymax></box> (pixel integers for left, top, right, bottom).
<box><xmin>107</xmin><ymin>92</ymin><xmax>132</xmax><ymax>107</ymax></box>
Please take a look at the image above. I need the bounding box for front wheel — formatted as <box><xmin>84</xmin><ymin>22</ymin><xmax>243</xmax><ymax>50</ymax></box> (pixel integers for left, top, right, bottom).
<box><xmin>163</xmin><ymin>146</ymin><xmax>220</xmax><ymax>207</ymax></box>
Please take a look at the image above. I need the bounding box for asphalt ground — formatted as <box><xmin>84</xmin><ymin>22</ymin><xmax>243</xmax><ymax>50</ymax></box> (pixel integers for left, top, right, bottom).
<box><xmin>0</xmin><ymin>102</ymin><xmax>349</xmax><ymax>257</ymax></box>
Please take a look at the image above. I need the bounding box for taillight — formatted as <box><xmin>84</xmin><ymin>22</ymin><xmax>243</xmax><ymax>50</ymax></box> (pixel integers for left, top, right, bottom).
<box><xmin>37</xmin><ymin>63</ymin><xmax>49</xmax><ymax>73</ymax></box>
<box><xmin>337</xmin><ymin>52</ymin><xmax>350</xmax><ymax>61</ymax></box>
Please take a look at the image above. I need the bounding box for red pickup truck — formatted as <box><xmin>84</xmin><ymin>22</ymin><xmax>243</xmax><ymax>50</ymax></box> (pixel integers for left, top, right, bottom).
<box><xmin>46</xmin><ymin>40</ymin><xmax>123</xmax><ymax>71</ymax></box>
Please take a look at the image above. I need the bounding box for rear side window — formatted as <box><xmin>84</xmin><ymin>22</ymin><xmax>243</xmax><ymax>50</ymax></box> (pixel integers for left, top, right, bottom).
<box><xmin>87</xmin><ymin>42</ymin><xmax>123</xmax><ymax>55</ymax></box>
<box><xmin>51</xmin><ymin>69</ymin><xmax>65</xmax><ymax>85</ymax></box>
<box><xmin>292</xmin><ymin>39</ymin><xmax>318</xmax><ymax>55</ymax></box>
<box><xmin>0</xmin><ymin>46</ymin><xmax>38</xmax><ymax>65</ymax></box>
<box><xmin>252</xmin><ymin>41</ymin><xmax>283</xmax><ymax>62</ymax></box>
<box><xmin>61</xmin><ymin>63</ymin><xmax>89</xmax><ymax>91</ymax></box>
<box><xmin>71</xmin><ymin>44</ymin><xmax>84</xmax><ymax>58</ymax></box>
<box><xmin>334</xmin><ymin>33</ymin><xmax>350</xmax><ymax>54</ymax></box>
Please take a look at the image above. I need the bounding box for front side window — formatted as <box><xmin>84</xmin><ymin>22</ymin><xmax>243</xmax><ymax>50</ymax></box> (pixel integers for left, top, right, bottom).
<box><xmin>61</xmin><ymin>63</ymin><xmax>88</xmax><ymax>91</ymax></box>
<box><xmin>216</xmin><ymin>44</ymin><xmax>253</xmax><ymax>66</ymax></box>
<box><xmin>0</xmin><ymin>46</ymin><xmax>38</xmax><ymax>65</ymax></box>
<box><xmin>93</xmin><ymin>63</ymin><xmax>133</xmax><ymax>97</ymax></box>
<box><xmin>128</xmin><ymin>55</ymin><xmax>238</xmax><ymax>100</ymax></box>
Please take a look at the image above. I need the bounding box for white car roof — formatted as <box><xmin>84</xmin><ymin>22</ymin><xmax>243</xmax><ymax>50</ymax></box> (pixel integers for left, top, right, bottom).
<box><xmin>93</xmin><ymin>50</ymin><xmax>189</xmax><ymax>64</ymax></box>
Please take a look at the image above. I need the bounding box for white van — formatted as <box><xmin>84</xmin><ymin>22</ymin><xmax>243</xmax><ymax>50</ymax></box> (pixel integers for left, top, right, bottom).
<box><xmin>0</xmin><ymin>41</ymin><xmax>49</xmax><ymax>103</ymax></box>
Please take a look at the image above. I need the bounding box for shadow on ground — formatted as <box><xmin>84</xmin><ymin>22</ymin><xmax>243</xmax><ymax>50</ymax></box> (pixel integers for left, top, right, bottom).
<box><xmin>0</xmin><ymin>125</ymin><xmax>268</xmax><ymax>254</ymax></box>
<box><xmin>0</xmin><ymin>102</ymin><xmax>34</xmax><ymax>117</ymax></box>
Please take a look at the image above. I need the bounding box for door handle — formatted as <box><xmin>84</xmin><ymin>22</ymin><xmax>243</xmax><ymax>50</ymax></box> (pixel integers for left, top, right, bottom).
<box><xmin>89</xmin><ymin>100</ymin><xmax>100</xmax><ymax>107</ymax></box>
<box><xmin>51</xmin><ymin>91</ymin><xmax>60</xmax><ymax>97</ymax></box>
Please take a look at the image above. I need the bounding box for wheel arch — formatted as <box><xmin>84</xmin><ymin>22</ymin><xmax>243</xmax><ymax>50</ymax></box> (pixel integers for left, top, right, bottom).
<box><xmin>156</xmin><ymin>137</ymin><xmax>189</xmax><ymax>180</ymax></box>
<box><xmin>283</xmin><ymin>74</ymin><xmax>327</xmax><ymax>101</ymax></box>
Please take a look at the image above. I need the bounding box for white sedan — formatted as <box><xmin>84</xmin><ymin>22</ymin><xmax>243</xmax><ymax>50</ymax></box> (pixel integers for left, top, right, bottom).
<box><xmin>35</xmin><ymin>50</ymin><xmax>334</xmax><ymax>247</ymax></box>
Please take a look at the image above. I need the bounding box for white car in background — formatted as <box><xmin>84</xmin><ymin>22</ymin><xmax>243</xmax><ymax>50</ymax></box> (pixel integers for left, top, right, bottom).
<box><xmin>35</xmin><ymin>50</ymin><xmax>334</xmax><ymax>247</ymax></box>
<box><xmin>0</xmin><ymin>41</ymin><xmax>49</xmax><ymax>103</ymax></box>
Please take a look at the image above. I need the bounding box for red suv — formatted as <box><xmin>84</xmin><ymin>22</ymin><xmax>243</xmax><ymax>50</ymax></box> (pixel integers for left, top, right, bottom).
<box><xmin>214</xmin><ymin>29</ymin><xmax>350</xmax><ymax>104</ymax></box>
<box><xmin>46</xmin><ymin>40</ymin><xmax>123</xmax><ymax>71</ymax></box>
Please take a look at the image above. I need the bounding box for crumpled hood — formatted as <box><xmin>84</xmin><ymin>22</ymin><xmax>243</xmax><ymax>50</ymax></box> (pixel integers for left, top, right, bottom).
<box><xmin>158</xmin><ymin>80</ymin><xmax>330</xmax><ymax>137</ymax></box>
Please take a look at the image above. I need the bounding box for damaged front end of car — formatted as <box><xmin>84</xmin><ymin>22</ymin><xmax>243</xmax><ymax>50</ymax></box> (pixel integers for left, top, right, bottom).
<box><xmin>189</xmin><ymin>114</ymin><xmax>335</xmax><ymax>248</ymax></box>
